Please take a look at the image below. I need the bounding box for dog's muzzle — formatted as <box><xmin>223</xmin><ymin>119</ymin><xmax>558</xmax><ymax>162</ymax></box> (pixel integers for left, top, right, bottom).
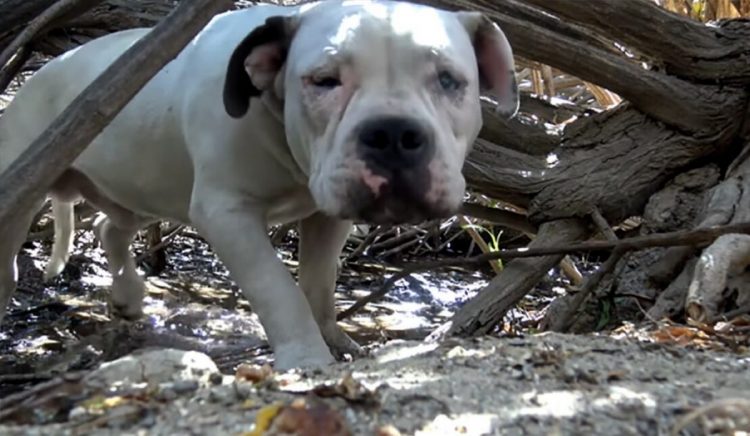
<box><xmin>347</xmin><ymin>116</ymin><xmax>451</xmax><ymax>224</ymax></box>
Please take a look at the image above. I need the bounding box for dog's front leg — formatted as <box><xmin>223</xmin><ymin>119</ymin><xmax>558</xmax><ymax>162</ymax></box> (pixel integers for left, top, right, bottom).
<box><xmin>299</xmin><ymin>212</ymin><xmax>362</xmax><ymax>359</ymax></box>
<box><xmin>189</xmin><ymin>190</ymin><xmax>333</xmax><ymax>370</ymax></box>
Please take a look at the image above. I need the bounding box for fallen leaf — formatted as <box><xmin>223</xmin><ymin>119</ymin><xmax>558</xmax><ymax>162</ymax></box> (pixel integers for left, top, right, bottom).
<box><xmin>236</xmin><ymin>363</ymin><xmax>274</xmax><ymax>383</ymax></box>
<box><xmin>312</xmin><ymin>372</ymin><xmax>379</xmax><ymax>406</ymax></box>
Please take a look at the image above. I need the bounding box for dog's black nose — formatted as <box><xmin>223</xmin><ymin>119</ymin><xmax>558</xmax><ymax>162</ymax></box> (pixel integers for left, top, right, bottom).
<box><xmin>357</xmin><ymin>116</ymin><xmax>434</xmax><ymax>170</ymax></box>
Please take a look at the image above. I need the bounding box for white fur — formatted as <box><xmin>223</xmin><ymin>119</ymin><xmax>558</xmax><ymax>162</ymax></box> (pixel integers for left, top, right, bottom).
<box><xmin>0</xmin><ymin>1</ymin><xmax>516</xmax><ymax>370</ymax></box>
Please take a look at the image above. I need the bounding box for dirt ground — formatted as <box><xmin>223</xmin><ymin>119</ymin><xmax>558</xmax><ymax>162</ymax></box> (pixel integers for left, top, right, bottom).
<box><xmin>0</xmin><ymin>229</ymin><xmax>749</xmax><ymax>435</ymax></box>
<box><xmin>1</xmin><ymin>332</ymin><xmax>749</xmax><ymax>435</ymax></box>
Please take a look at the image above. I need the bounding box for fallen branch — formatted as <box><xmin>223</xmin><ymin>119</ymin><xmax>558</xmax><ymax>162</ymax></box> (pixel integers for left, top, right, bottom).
<box><xmin>686</xmin><ymin>234</ymin><xmax>750</xmax><ymax>322</ymax></box>
<box><xmin>338</xmin><ymin>220</ymin><xmax>750</xmax><ymax>321</ymax></box>
<box><xmin>0</xmin><ymin>45</ymin><xmax>30</xmax><ymax>96</ymax></box>
<box><xmin>0</xmin><ymin>0</ymin><xmax>233</xmax><ymax>237</ymax></box>
<box><xmin>544</xmin><ymin>208</ymin><xmax>622</xmax><ymax>332</ymax></box>
<box><xmin>0</xmin><ymin>0</ymin><xmax>102</xmax><ymax>90</ymax></box>
<box><xmin>134</xmin><ymin>223</ymin><xmax>183</xmax><ymax>264</ymax></box>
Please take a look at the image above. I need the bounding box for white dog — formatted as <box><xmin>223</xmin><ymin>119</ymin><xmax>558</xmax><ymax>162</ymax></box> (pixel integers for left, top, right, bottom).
<box><xmin>0</xmin><ymin>0</ymin><xmax>518</xmax><ymax>369</ymax></box>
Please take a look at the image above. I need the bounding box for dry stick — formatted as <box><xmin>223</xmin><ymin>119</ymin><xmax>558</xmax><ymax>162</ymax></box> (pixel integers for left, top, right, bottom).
<box><xmin>337</xmin><ymin>220</ymin><xmax>750</xmax><ymax>321</ymax></box>
<box><xmin>0</xmin><ymin>0</ymin><xmax>102</xmax><ymax>75</ymax></box>
<box><xmin>545</xmin><ymin>208</ymin><xmax>627</xmax><ymax>331</ymax></box>
<box><xmin>0</xmin><ymin>0</ymin><xmax>233</xmax><ymax>236</ymax></box>
<box><xmin>347</xmin><ymin>225</ymin><xmax>384</xmax><ymax>260</ymax></box>
<box><xmin>591</xmin><ymin>208</ymin><xmax>618</xmax><ymax>242</ymax></box>
<box><xmin>370</xmin><ymin>227</ymin><xmax>427</xmax><ymax>251</ymax></box>
<box><xmin>559</xmin><ymin>209</ymin><xmax>624</xmax><ymax>327</ymax></box>
<box><xmin>135</xmin><ymin>224</ymin><xmax>184</xmax><ymax>264</ymax></box>
<box><xmin>0</xmin><ymin>45</ymin><xmax>31</xmax><ymax>96</ymax></box>
<box><xmin>460</xmin><ymin>202</ymin><xmax>536</xmax><ymax>234</ymax></box>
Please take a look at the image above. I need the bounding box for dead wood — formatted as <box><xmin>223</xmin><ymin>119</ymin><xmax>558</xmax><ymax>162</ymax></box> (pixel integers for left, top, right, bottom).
<box><xmin>0</xmin><ymin>0</ymin><xmax>233</xmax><ymax>237</ymax></box>
<box><xmin>422</xmin><ymin>0</ymin><xmax>748</xmax><ymax>133</ymax></box>
<box><xmin>338</xmin><ymin>219</ymin><xmax>750</xmax><ymax>322</ymax></box>
<box><xmin>648</xmin><ymin>259</ymin><xmax>697</xmax><ymax>321</ymax></box>
<box><xmin>441</xmin><ymin>219</ymin><xmax>589</xmax><ymax>337</ymax></box>
<box><xmin>141</xmin><ymin>222</ymin><xmax>169</xmax><ymax>273</ymax></box>
<box><xmin>0</xmin><ymin>0</ymin><xmax>103</xmax><ymax>73</ymax></box>
<box><xmin>523</xmin><ymin>0</ymin><xmax>750</xmax><ymax>84</ymax></box>
<box><xmin>135</xmin><ymin>223</ymin><xmax>183</xmax><ymax>265</ymax></box>
<box><xmin>686</xmin><ymin>234</ymin><xmax>750</xmax><ymax>321</ymax></box>
<box><xmin>0</xmin><ymin>46</ymin><xmax>31</xmax><ymax>98</ymax></box>
<box><xmin>544</xmin><ymin>209</ymin><xmax>622</xmax><ymax>332</ymax></box>
<box><xmin>460</xmin><ymin>202</ymin><xmax>535</xmax><ymax>234</ymax></box>
<box><xmin>646</xmin><ymin>146</ymin><xmax>750</xmax><ymax>322</ymax></box>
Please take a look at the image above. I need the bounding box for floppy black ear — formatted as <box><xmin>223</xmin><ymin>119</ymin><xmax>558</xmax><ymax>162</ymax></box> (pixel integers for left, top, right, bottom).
<box><xmin>223</xmin><ymin>15</ymin><xmax>296</xmax><ymax>118</ymax></box>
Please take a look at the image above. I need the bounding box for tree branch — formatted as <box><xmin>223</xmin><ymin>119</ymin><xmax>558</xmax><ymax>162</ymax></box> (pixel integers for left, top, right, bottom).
<box><xmin>338</xmin><ymin>220</ymin><xmax>750</xmax><ymax>322</ymax></box>
<box><xmin>0</xmin><ymin>0</ymin><xmax>233</xmax><ymax>235</ymax></box>
<box><xmin>523</xmin><ymin>0</ymin><xmax>750</xmax><ymax>84</ymax></box>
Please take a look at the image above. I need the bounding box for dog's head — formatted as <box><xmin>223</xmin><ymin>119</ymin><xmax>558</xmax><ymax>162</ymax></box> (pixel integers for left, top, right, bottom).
<box><xmin>223</xmin><ymin>1</ymin><xmax>518</xmax><ymax>224</ymax></box>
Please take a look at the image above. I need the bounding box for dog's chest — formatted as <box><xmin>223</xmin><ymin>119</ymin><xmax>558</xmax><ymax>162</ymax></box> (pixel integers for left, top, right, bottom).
<box><xmin>265</xmin><ymin>188</ymin><xmax>318</xmax><ymax>226</ymax></box>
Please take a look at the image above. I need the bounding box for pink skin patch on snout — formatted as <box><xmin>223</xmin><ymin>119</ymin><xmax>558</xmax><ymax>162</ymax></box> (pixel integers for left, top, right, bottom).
<box><xmin>425</xmin><ymin>159</ymin><xmax>447</xmax><ymax>205</ymax></box>
<box><xmin>361</xmin><ymin>167</ymin><xmax>388</xmax><ymax>197</ymax></box>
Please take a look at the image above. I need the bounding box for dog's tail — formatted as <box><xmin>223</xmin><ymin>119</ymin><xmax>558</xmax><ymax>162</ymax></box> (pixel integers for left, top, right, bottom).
<box><xmin>43</xmin><ymin>198</ymin><xmax>75</xmax><ymax>281</ymax></box>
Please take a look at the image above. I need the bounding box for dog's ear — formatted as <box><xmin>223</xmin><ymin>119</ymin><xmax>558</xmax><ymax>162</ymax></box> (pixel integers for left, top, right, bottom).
<box><xmin>223</xmin><ymin>15</ymin><xmax>297</xmax><ymax>118</ymax></box>
<box><xmin>456</xmin><ymin>12</ymin><xmax>519</xmax><ymax>118</ymax></box>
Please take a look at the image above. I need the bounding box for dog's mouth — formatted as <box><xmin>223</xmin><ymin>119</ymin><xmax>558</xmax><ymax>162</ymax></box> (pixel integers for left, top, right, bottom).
<box><xmin>340</xmin><ymin>178</ymin><xmax>455</xmax><ymax>225</ymax></box>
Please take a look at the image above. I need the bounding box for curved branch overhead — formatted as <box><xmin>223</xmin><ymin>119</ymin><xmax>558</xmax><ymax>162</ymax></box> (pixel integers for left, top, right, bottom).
<box><xmin>522</xmin><ymin>0</ymin><xmax>750</xmax><ymax>84</ymax></box>
<box><xmin>422</xmin><ymin>0</ymin><xmax>748</xmax><ymax>135</ymax></box>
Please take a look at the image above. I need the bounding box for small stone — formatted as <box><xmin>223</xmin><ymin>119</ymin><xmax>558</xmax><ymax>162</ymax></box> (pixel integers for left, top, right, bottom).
<box><xmin>375</xmin><ymin>424</ymin><xmax>402</xmax><ymax>436</ymax></box>
<box><xmin>172</xmin><ymin>379</ymin><xmax>200</xmax><ymax>395</ymax></box>
<box><xmin>156</xmin><ymin>386</ymin><xmax>178</xmax><ymax>402</ymax></box>
<box><xmin>85</xmin><ymin>349</ymin><xmax>219</xmax><ymax>389</ymax></box>
<box><xmin>234</xmin><ymin>380</ymin><xmax>257</xmax><ymax>399</ymax></box>
<box><xmin>208</xmin><ymin>385</ymin><xmax>237</xmax><ymax>404</ymax></box>
<box><xmin>209</xmin><ymin>372</ymin><xmax>224</xmax><ymax>385</ymax></box>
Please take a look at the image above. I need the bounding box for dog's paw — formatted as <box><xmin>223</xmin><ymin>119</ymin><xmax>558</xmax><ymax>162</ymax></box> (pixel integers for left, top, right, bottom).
<box><xmin>321</xmin><ymin>323</ymin><xmax>364</xmax><ymax>361</ymax></box>
<box><xmin>108</xmin><ymin>300</ymin><xmax>144</xmax><ymax>321</ymax></box>
<box><xmin>274</xmin><ymin>344</ymin><xmax>335</xmax><ymax>372</ymax></box>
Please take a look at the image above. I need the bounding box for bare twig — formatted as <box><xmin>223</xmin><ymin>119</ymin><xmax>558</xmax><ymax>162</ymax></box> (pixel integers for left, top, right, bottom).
<box><xmin>370</xmin><ymin>227</ymin><xmax>427</xmax><ymax>251</ymax></box>
<box><xmin>460</xmin><ymin>202</ymin><xmax>536</xmax><ymax>234</ymax></box>
<box><xmin>543</xmin><ymin>208</ymin><xmax>624</xmax><ymax>331</ymax></box>
<box><xmin>347</xmin><ymin>225</ymin><xmax>384</xmax><ymax>259</ymax></box>
<box><xmin>0</xmin><ymin>46</ymin><xmax>31</xmax><ymax>95</ymax></box>
<box><xmin>338</xmin><ymin>220</ymin><xmax>750</xmax><ymax>321</ymax></box>
<box><xmin>135</xmin><ymin>223</ymin><xmax>183</xmax><ymax>264</ymax></box>
<box><xmin>0</xmin><ymin>0</ymin><xmax>102</xmax><ymax>85</ymax></box>
<box><xmin>591</xmin><ymin>208</ymin><xmax>618</xmax><ymax>241</ymax></box>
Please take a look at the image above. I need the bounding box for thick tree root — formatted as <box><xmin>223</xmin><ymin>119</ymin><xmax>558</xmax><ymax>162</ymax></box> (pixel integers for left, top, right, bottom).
<box><xmin>436</xmin><ymin>218</ymin><xmax>588</xmax><ymax>338</ymax></box>
<box><xmin>652</xmin><ymin>146</ymin><xmax>750</xmax><ymax>322</ymax></box>
<box><xmin>687</xmin><ymin>234</ymin><xmax>750</xmax><ymax>321</ymax></box>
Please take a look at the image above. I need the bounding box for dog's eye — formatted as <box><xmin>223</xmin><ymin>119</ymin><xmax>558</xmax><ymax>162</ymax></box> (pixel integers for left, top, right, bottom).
<box><xmin>312</xmin><ymin>76</ymin><xmax>342</xmax><ymax>89</ymax></box>
<box><xmin>438</xmin><ymin>70</ymin><xmax>463</xmax><ymax>92</ymax></box>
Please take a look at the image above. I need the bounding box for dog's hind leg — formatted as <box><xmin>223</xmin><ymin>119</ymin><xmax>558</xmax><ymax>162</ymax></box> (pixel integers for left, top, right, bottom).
<box><xmin>52</xmin><ymin>169</ymin><xmax>151</xmax><ymax>319</ymax></box>
<box><xmin>43</xmin><ymin>198</ymin><xmax>75</xmax><ymax>281</ymax></box>
<box><xmin>95</xmin><ymin>216</ymin><xmax>149</xmax><ymax>319</ymax></box>
<box><xmin>0</xmin><ymin>199</ymin><xmax>45</xmax><ymax>324</ymax></box>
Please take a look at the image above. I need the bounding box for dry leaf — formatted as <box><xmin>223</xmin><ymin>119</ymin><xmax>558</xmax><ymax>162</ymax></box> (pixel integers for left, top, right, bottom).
<box><xmin>236</xmin><ymin>363</ymin><xmax>274</xmax><ymax>383</ymax></box>
<box><xmin>265</xmin><ymin>398</ymin><xmax>351</xmax><ymax>436</ymax></box>
<box><xmin>312</xmin><ymin>372</ymin><xmax>379</xmax><ymax>406</ymax></box>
